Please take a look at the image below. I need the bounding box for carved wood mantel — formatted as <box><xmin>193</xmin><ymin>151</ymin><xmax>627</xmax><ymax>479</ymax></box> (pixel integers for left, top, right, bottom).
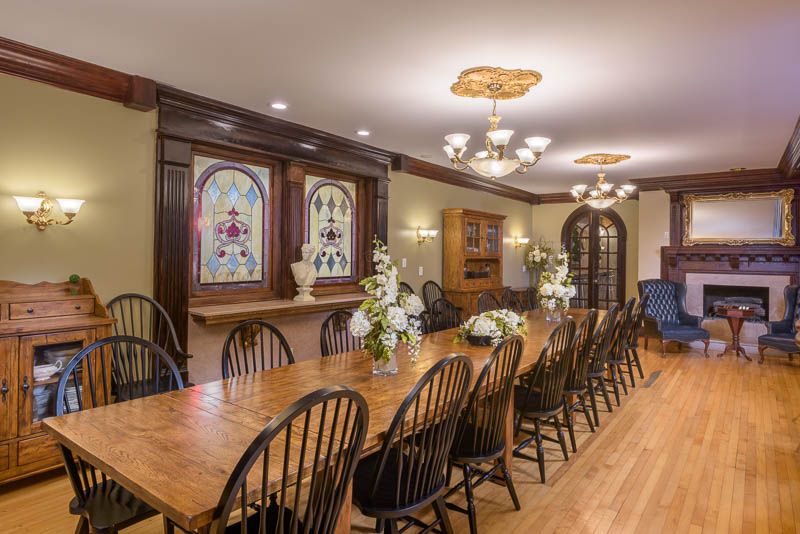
<box><xmin>660</xmin><ymin>246</ymin><xmax>800</xmax><ymax>284</ymax></box>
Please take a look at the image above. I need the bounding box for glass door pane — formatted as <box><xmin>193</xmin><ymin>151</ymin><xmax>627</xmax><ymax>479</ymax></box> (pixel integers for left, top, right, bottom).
<box><xmin>567</xmin><ymin>216</ymin><xmax>591</xmax><ymax>309</ymax></box>
<box><xmin>32</xmin><ymin>341</ymin><xmax>83</xmax><ymax>423</ymax></box>
<box><xmin>466</xmin><ymin>221</ymin><xmax>481</xmax><ymax>253</ymax></box>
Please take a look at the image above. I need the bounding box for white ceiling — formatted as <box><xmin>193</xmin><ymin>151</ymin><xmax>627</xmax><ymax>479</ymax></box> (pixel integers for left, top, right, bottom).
<box><xmin>2</xmin><ymin>0</ymin><xmax>799</xmax><ymax>193</ymax></box>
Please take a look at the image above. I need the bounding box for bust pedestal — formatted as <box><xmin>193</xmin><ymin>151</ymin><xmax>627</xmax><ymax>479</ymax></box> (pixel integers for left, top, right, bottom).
<box><xmin>294</xmin><ymin>286</ymin><xmax>315</xmax><ymax>302</ymax></box>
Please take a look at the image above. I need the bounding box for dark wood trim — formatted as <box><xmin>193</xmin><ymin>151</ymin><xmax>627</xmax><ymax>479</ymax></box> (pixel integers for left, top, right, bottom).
<box><xmin>537</xmin><ymin>191</ymin><xmax>639</xmax><ymax>204</ymax></box>
<box><xmin>392</xmin><ymin>155</ymin><xmax>538</xmax><ymax>204</ymax></box>
<box><xmin>660</xmin><ymin>245</ymin><xmax>800</xmax><ymax>285</ymax></box>
<box><xmin>779</xmin><ymin>115</ymin><xmax>800</xmax><ymax>178</ymax></box>
<box><xmin>157</xmin><ymin>85</ymin><xmax>394</xmax><ymax>177</ymax></box>
<box><xmin>0</xmin><ymin>36</ymin><xmax>156</xmax><ymax>111</ymax></box>
<box><xmin>560</xmin><ymin>205</ymin><xmax>627</xmax><ymax>308</ymax></box>
<box><xmin>629</xmin><ymin>168</ymin><xmax>794</xmax><ymax>192</ymax></box>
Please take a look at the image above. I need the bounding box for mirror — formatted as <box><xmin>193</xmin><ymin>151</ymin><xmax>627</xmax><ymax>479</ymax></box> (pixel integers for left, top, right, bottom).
<box><xmin>682</xmin><ymin>189</ymin><xmax>795</xmax><ymax>246</ymax></box>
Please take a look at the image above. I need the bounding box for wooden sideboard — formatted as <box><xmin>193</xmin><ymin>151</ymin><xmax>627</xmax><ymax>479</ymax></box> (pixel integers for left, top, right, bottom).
<box><xmin>442</xmin><ymin>208</ymin><xmax>507</xmax><ymax>317</ymax></box>
<box><xmin>0</xmin><ymin>279</ymin><xmax>115</xmax><ymax>484</ymax></box>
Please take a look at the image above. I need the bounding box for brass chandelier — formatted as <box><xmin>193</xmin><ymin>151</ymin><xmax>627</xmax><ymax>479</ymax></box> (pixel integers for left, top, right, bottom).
<box><xmin>443</xmin><ymin>67</ymin><xmax>551</xmax><ymax>180</ymax></box>
<box><xmin>570</xmin><ymin>154</ymin><xmax>636</xmax><ymax>209</ymax></box>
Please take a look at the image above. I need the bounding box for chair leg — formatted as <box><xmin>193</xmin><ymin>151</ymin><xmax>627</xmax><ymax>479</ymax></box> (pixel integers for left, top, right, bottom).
<box><xmin>599</xmin><ymin>377</ymin><xmax>613</xmax><ymax>413</ymax></box>
<box><xmin>75</xmin><ymin>517</ymin><xmax>90</xmax><ymax>534</ymax></box>
<box><xmin>587</xmin><ymin>378</ymin><xmax>600</xmax><ymax>426</ymax></box>
<box><xmin>661</xmin><ymin>341</ymin><xmax>668</xmax><ymax>358</ymax></box>
<box><xmin>563</xmin><ymin>399</ymin><xmax>577</xmax><ymax>453</ymax></box>
<box><xmin>625</xmin><ymin>348</ymin><xmax>636</xmax><ymax>388</ymax></box>
<box><xmin>702</xmin><ymin>339</ymin><xmax>710</xmax><ymax>358</ymax></box>
<box><xmin>445</xmin><ymin>459</ymin><xmax>453</xmax><ymax>487</ymax></box>
<box><xmin>608</xmin><ymin>366</ymin><xmax>621</xmax><ymax>406</ymax></box>
<box><xmin>383</xmin><ymin>519</ymin><xmax>400</xmax><ymax>534</ymax></box>
<box><xmin>617</xmin><ymin>363</ymin><xmax>629</xmax><ymax>396</ymax></box>
<box><xmin>553</xmin><ymin>416</ymin><xmax>569</xmax><ymax>461</ymax></box>
<box><xmin>461</xmin><ymin>464</ymin><xmax>478</xmax><ymax>534</ymax></box>
<box><xmin>582</xmin><ymin>396</ymin><xmax>595</xmax><ymax>433</ymax></box>
<box><xmin>758</xmin><ymin>345</ymin><xmax>767</xmax><ymax>364</ymax></box>
<box><xmin>533</xmin><ymin>418</ymin><xmax>546</xmax><ymax>483</ymax></box>
<box><xmin>632</xmin><ymin>347</ymin><xmax>645</xmax><ymax>379</ymax></box>
<box><xmin>432</xmin><ymin>495</ymin><xmax>455</xmax><ymax>534</ymax></box>
<box><xmin>375</xmin><ymin>519</ymin><xmax>383</xmax><ymax>532</ymax></box>
<box><xmin>644</xmin><ymin>336</ymin><xmax>648</xmax><ymax>350</ymax></box>
<box><xmin>497</xmin><ymin>457</ymin><xmax>521</xmax><ymax>510</ymax></box>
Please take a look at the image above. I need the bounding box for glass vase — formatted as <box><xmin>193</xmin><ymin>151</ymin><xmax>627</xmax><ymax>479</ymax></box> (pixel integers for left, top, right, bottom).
<box><xmin>373</xmin><ymin>351</ymin><xmax>398</xmax><ymax>376</ymax></box>
<box><xmin>546</xmin><ymin>308</ymin><xmax>563</xmax><ymax>323</ymax></box>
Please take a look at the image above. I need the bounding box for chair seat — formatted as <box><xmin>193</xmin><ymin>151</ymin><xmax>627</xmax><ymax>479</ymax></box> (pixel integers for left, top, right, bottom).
<box><xmin>758</xmin><ymin>333</ymin><xmax>800</xmax><ymax>354</ymax></box>
<box><xmin>69</xmin><ymin>481</ymin><xmax>156</xmax><ymax>531</ymax></box>
<box><xmin>451</xmin><ymin>422</ymin><xmax>504</xmax><ymax>461</ymax></box>
<box><xmin>660</xmin><ymin>324</ymin><xmax>710</xmax><ymax>342</ymax></box>
<box><xmin>513</xmin><ymin>385</ymin><xmax>564</xmax><ymax>418</ymax></box>
<box><xmin>353</xmin><ymin>449</ymin><xmax>444</xmax><ymax>514</ymax></box>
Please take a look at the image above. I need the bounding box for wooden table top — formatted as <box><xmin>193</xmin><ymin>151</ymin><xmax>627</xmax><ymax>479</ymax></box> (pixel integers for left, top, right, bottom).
<box><xmin>43</xmin><ymin>308</ymin><xmax>597</xmax><ymax>531</ymax></box>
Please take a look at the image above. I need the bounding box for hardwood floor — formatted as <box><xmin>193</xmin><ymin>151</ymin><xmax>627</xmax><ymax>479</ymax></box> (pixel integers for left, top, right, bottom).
<box><xmin>1</xmin><ymin>344</ymin><xmax>799</xmax><ymax>533</ymax></box>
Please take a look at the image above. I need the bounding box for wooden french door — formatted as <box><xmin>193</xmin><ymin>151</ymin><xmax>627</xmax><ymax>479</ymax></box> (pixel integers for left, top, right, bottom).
<box><xmin>561</xmin><ymin>205</ymin><xmax>627</xmax><ymax>310</ymax></box>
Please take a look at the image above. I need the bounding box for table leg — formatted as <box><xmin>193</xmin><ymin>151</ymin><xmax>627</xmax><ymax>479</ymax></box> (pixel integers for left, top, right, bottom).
<box><xmin>333</xmin><ymin>481</ymin><xmax>352</xmax><ymax>534</ymax></box>
<box><xmin>718</xmin><ymin>317</ymin><xmax>751</xmax><ymax>361</ymax></box>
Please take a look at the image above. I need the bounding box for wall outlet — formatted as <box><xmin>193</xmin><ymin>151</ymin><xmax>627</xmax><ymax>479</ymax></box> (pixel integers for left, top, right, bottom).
<box><xmin>664</xmin><ymin>231</ymin><xmax>670</xmax><ymax>239</ymax></box>
<box><xmin>418</xmin><ymin>266</ymin><xmax>424</xmax><ymax>277</ymax></box>
<box><xmin>401</xmin><ymin>257</ymin><xmax>407</xmax><ymax>268</ymax></box>
<box><xmin>522</xmin><ymin>264</ymin><xmax>527</xmax><ymax>273</ymax></box>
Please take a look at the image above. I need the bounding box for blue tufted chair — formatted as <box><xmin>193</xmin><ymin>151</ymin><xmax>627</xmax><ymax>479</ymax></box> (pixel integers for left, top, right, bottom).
<box><xmin>757</xmin><ymin>285</ymin><xmax>800</xmax><ymax>364</ymax></box>
<box><xmin>637</xmin><ymin>279</ymin><xmax>709</xmax><ymax>358</ymax></box>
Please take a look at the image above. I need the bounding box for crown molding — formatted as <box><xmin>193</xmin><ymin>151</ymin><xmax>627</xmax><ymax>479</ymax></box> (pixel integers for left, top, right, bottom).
<box><xmin>0</xmin><ymin>36</ymin><xmax>156</xmax><ymax>111</ymax></box>
<box><xmin>391</xmin><ymin>155</ymin><xmax>539</xmax><ymax>204</ymax></box>
<box><xmin>779</xmin><ymin>115</ymin><xmax>800</xmax><ymax>178</ymax></box>
<box><xmin>629</xmin><ymin>168</ymin><xmax>795</xmax><ymax>192</ymax></box>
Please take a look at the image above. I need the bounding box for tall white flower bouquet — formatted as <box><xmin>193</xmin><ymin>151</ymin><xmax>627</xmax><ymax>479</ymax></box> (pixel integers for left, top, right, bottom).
<box><xmin>525</xmin><ymin>239</ymin><xmax>554</xmax><ymax>287</ymax></box>
<box><xmin>537</xmin><ymin>246</ymin><xmax>576</xmax><ymax>313</ymax></box>
<box><xmin>350</xmin><ymin>239</ymin><xmax>424</xmax><ymax>374</ymax></box>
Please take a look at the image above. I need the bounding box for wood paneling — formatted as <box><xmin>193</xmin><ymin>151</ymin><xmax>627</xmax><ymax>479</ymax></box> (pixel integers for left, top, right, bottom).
<box><xmin>0</xmin><ymin>36</ymin><xmax>156</xmax><ymax>111</ymax></box>
<box><xmin>630</xmin><ymin>168</ymin><xmax>793</xmax><ymax>192</ymax></box>
<box><xmin>392</xmin><ymin>156</ymin><xmax>538</xmax><ymax>204</ymax></box>
<box><xmin>660</xmin><ymin>245</ymin><xmax>800</xmax><ymax>283</ymax></box>
<box><xmin>779</xmin><ymin>115</ymin><xmax>800</xmax><ymax>178</ymax></box>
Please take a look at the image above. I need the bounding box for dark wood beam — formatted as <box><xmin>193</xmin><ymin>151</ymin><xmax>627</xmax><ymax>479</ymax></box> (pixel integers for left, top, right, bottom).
<box><xmin>0</xmin><ymin>36</ymin><xmax>156</xmax><ymax>111</ymax></box>
<box><xmin>391</xmin><ymin>156</ymin><xmax>539</xmax><ymax>204</ymax></box>
<box><xmin>779</xmin><ymin>115</ymin><xmax>800</xmax><ymax>178</ymax></box>
<box><xmin>629</xmin><ymin>168</ymin><xmax>795</xmax><ymax>192</ymax></box>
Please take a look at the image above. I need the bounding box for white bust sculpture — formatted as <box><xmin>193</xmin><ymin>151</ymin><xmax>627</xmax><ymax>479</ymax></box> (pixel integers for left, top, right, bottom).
<box><xmin>291</xmin><ymin>243</ymin><xmax>318</xmax><ymax>302</ymax></box>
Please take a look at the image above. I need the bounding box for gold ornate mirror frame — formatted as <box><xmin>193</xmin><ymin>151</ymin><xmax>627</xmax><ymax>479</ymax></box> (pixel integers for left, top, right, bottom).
<box><xmin>682</xmin><ymin>189</ymin><xmax>795</xmax><ymax>246</ymax></box>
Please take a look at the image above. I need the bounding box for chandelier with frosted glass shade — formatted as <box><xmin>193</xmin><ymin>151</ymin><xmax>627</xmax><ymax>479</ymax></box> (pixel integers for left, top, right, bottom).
<box><xmin>571</xmin><ymin>153</ymin><xmax>636</xmax><ymax>209</ymax></box>
<box><xmin>443</xmin><ymin>66</ymin><xmax>551</xmax><ymax>180</ymax></box>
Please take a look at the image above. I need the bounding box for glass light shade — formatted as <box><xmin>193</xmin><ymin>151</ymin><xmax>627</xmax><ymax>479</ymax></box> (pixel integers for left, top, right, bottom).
<box><xmin>13</xmin><ymin>196</ymin><xmax>44</xmax><ymax>213</ymax></box>
<box><xmin>615</xmin><ymin>188</ymin><xmax>626</xmax><ymax>198</ymax></box>
<box><xmin>516</xmin><ymin>237</ymin><xmax>530</xmax><ymax>245</ymax></box>
<box><xmin>524</xmin><ymin>137</ymin><xmax>551</xmax><ymax>153</ymax></box>
<box><xmin>469</xmin><ymin>157</ymin><xmax>520</xmax><ymax>179</ymax></box>
<box><xmin>586</xmin><ymin>197</ymin><xmax>618</xmax><ymax>209</ymax></box>
<box><xmin>444</xmin><ymin>133</ymin><xmax>470</xmax><ymax>150</ymax></box>
<box><xmin>572</xmin><ymin>184</ymin><xmax>588</xmax><ymax>194</ymax></box>
<box><xmin>599</xmin><ymin>182</ymin><xmax>614</xmax><ymax>193</ymax></box>
<box><xmin>56</xmin><ymin>198</ymin><xmax>85</xmax><ymax>215</ymax></box>
<box><xmin>515</xmin><ymin>148</ymin><xmax>535</xmax><ymax>163</ymax></box>
<box><xmin>621</xmin><ymin>184</ymin><xmax>636</xmax><ymax>193</ymax></box>
<box><xmin>418</xmin><ymin>229</ymin><xmax>430</xmax><ymax>238</ymax></box>
<box><xmin>571</xmin><ymin>189</ymin><xmax>580</xmax><ymax>197</ymax></box>
<box><xmin>443</xmin><ymin>145</ymin><xmax>456</xmax><ymax>159</ymax></box>
<box><xmin>475</xmin><ymin>150</ymin><xmax>489</xmax><ymax>159</ymax></box>
<box><xmin>486</xmin><ymin>129</ymin><xmax>514</xmax><ymax>147</ymax></box>
<box><xmin>589</xmin><ymin>190</ymin><xmax>599</xmax><ymax>198</ymax></box>
<box><xmin>428</xmin><ymin>229</ymin><xmax>439</xmax><ymax>238</ymax></box>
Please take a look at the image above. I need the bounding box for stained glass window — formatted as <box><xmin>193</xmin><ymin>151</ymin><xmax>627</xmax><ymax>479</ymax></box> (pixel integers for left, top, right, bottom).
<box><xmin>305</xmin><ymin>176</ymin><xmax>356</xmax><ymax>280</ymax></box>
<box><xmin>194</xmin><ymin>156</ymin><xmax>269</xmax><ymax>287</ymax></box>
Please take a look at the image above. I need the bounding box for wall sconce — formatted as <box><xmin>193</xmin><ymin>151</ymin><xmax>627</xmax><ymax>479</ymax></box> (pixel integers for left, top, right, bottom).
<box><xmin>14</xmin><ymin>192</ymin><xmax>85</xmax><ymax>231</ymax></box>
<box><xmin>514</xmin><ymin>236</ymin><xmax>530</xmax><ymax>248</ymax></box>
<box><xmin>416</xmin><ymin>226</ymin><xmax>439</xmax><ymax>244</ymax></box>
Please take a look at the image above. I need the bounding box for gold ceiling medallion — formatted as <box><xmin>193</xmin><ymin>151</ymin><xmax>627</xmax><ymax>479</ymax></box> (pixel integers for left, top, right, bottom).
<box><xmin>450</xmin><ymin>66</ymin><xmax>542</xmax><ymax>100</ymax></box>
<box><xmin>571</xmin><ymin>153</ymin><xmax>635</xmax><ymax>209</ymax></box>
<box><xmin>574</xmin><ymin>153</ymin><xmax>632</xmax><ymax>166</ymax></box>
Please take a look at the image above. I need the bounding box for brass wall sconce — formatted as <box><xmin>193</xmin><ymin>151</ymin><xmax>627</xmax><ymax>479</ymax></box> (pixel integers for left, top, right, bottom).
<box><xmin>416</xmin><ymin>226</ymin><xmax>439</xmax><ymax>245</ymax></box>
<box><xmin>514</xmin><ymin>236</ymin><xmax>530</xmax><ymax>248</ymax></box>
<box><xmin>14</xmin><ymin>192</ymin><xmax>85</xmax><ymax>231</ymax></box>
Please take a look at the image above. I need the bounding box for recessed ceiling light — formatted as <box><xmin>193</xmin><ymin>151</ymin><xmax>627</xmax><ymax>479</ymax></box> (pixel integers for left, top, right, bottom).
<box><xmin>356</xmin><ymin>130</ymin><xmax>370</xmax><ymax>136</ymax></box>
<box><xmin>271</xmin><ymin>102</ymin><xmax>288</xmax><ymax>110</ymax></box>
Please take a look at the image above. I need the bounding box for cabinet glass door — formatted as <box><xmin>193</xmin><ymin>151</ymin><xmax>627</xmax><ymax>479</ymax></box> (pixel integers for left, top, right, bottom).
<box><xmin>486</xmin><ymin>224</ymin><xmax>500</xmax><ymax>254</ymax></box>
<box><xmin>465</xmin><ymin>221</ymin><xmax>482</xmax><ymax>254</ymax></box>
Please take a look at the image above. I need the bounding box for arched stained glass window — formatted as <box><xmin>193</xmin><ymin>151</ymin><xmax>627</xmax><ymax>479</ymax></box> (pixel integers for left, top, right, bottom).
<box><xmin>305</xmin><ymin>176</ymin><xmax>356</xmax><ymax>280</ymax></box>
<box><xmin>193</xmin><ymin>156</ymin><xmax>269</xmax><ymax>289</ymax></box>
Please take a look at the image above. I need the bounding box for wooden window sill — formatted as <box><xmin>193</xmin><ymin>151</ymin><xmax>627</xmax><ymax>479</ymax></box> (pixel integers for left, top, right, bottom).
<box><xmin>189</xmin><ymin>292</ymin><xmax>369</xmax><ymax>326</ymax></box>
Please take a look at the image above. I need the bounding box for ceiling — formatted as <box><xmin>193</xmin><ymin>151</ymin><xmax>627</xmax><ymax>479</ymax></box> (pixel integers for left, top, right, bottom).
<box><xmin>2</xmin><ymin>0</ymin><xmax>799</xmax><ymax>193</ymax></box>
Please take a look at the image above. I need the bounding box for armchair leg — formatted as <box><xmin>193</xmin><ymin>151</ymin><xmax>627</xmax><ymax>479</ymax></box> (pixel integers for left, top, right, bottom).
<box><xmin>702</xmin><ymin>339</ymin><xmax>710</xmax><ymax>358</ymax></box>
<box><xmin>661</xmin><ymin>341</ymin><xmax>668</xmax><ymax>358</ymax></box>
<box><xmin>758</xmin><ymin>345</ymin><xmax>766</xmax><ymax>365</ymax></box>
<box><xmin>644</xmin><ymin>336</ymin><xmax>648</xmax><ymax>350</ymax></box>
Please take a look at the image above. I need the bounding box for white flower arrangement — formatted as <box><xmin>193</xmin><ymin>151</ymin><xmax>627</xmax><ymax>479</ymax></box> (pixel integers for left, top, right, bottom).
<box><xmin>454</xmin><ymin>309</ymin><xmax>528</xmax><ymax>347</ymax></box>
<box><xmin>538</xmin><ymin>245</ymin><xmax>576</xmax><ymax>311</ymax></box>
<box><xmin>350</xmin><ymin>238</ymin><xmax>424</xmax><ymax>363</ymax></box>
<box><xmin>525</xmin><ymin>239</ymin><xmax>555</xmax><ymax>273</ymax></box>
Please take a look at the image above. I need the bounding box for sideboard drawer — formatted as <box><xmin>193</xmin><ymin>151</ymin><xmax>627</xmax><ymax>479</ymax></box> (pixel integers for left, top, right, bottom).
<box><xmin>0</xmin><ymin>443</ymin><xmax>9</xmax><ymax>471</ymax></box>
<box><xmin>17</xmin><ymin>434</ymin><xmax>60</xmax><ymax>466</ymax></box>
<box><xmin>9</xmin><ymin>298</ymin><xmax>94</xmax><ymax>320</ymax></box>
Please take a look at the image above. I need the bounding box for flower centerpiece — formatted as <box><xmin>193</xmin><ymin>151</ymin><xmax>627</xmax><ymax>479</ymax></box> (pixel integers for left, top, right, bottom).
<box><xmin>524</xmin><ymin>239</ymin><xmax>554</xmax><ymax>287</ymax></box>
<box><xmin>537</xmin><ymin>246</ymin><xmax>576</xmax><ymax>321</ymax></box>
<box><xmin>350</xmin><ymin>239</ymin><xmax>425</xmax><ymax>375</ymax></box>
<box><xmin>454</xmin><ymin>309</ymin><xmax>527</xmax><ymax>347</ymax></box>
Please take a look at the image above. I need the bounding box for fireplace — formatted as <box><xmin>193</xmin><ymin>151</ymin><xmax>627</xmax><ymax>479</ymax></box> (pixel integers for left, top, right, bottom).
<box><xmin>702</xmin><ymin>284</ymin><xmax>768</xmax><ymax>321</ymax></box>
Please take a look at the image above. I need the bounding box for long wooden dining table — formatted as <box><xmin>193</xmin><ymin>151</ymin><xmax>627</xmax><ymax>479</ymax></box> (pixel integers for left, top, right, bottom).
<box><xmin>43</xmin><ymin>308</ymin><xmax>597</xmax><ymax>533</ymax></box>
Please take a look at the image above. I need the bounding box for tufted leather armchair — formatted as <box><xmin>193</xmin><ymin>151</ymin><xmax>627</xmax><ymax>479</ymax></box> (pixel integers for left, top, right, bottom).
<box><xmin>637</xmin><ymin>279</ymin><xmax>709</xmax><ymax>358</ymax></box>
<box><xmin>757</xmin><ymin>285</ymin><xmax>800</xmax><ymax>364</ymax></box>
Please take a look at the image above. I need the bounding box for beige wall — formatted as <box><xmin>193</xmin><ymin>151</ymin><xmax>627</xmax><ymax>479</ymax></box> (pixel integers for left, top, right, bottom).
<box><xmin>637</xmin><ymin>191</ymin><xmax>670</xmax><ymax>281</ymax></box>
<box><xmin>387</xmin><ymin>170</ymin><xmax>533</xmax><ymax>293</ymax></box>
<box><xmin>531</xmin><ymin>201</ymin><xmax>640</xmax><ymax>302</ymax></box>
<box><xmin>0</xmin><ymin>74</ymin><xmax>157</xmax><ymax>302</ymax></box>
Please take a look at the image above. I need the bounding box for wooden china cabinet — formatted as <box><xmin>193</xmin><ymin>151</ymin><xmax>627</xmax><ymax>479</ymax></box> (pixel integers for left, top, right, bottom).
<box><xmin>442</xmin><ymin>209</ymin><xmax>507</xmax><ymax>317</ymax></box>
<box><xmin>0</xmin><ymin>278</ymin><xmax>115</xmax><ymax>484</ymax></box>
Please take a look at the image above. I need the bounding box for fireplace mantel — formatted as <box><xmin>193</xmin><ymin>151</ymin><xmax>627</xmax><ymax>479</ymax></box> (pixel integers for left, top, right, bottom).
<box><xmin>660</xmin><ymin>245</ymin><xmax>800</xmax><ymax>284</ymax></box>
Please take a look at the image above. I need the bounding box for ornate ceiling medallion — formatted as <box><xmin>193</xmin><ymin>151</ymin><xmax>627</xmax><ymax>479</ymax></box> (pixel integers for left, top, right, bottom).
<box><xmin>450</xmin><ymin>66</ymin><xmax>542</xmax><ymax>100</ymax></box>
<box><xmin>574</xmin><ymin>153</ymin><xmax>631</xmax><ymax>166</ymax></box>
